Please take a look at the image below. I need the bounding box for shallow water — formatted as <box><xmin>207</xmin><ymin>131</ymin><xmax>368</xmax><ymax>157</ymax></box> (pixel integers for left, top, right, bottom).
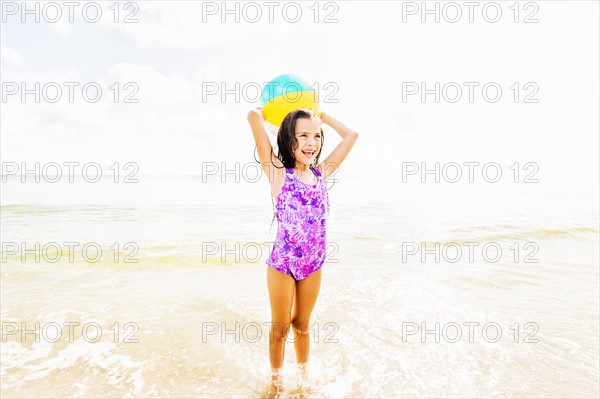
<box><xmin>1</xmin><ymin>175</ymin><xmax>598</xmax><ymax>398</ymax></box>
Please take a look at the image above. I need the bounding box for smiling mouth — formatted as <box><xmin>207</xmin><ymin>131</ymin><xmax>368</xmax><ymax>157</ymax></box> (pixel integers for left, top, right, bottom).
<box><xmin>302</xmin><ymin>150</ymin><xmax>315</xmax><ymax>157</ymax></box>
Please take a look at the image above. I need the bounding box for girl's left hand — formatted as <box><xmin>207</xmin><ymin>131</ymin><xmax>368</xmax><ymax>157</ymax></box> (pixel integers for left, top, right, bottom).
<box><xmin>318</xmin><ymin>110</ymin><xmax>327</xmax><ymax>124</ymax></box>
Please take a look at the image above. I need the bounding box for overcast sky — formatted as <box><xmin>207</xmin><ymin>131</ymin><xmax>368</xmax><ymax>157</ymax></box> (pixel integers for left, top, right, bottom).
<box><xmin>1</xmin><ymin>1</ymin><xmax>598</xmax><ymax>181</ymax></box>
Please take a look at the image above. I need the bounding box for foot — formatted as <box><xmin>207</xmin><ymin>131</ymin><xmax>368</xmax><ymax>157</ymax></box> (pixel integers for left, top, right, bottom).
<box><xmin>297</xmin><ymin>362</ymin><xmax>310</xmax><ymax>381</ymax></box>
<box><xmin>296</xmin><ymin>362</ymin><xmax>318</xmax><ymax>394</ymax></box>
<box><xmin>267</xmin><ymin>368</ymin><xmax>284</xmax><ymax>398</ymax></box>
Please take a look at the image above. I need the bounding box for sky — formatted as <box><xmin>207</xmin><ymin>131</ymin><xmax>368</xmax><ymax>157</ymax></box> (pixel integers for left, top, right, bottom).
<box><xmin>1</xmin><ymin>0</ymin><xmax>598</xmax><ymax>181</ymax></box>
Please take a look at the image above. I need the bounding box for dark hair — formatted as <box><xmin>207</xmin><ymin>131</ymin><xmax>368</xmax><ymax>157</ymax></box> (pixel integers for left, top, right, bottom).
<box><xmin>253</xmin><ymin>108</ymin><xmax>325</xmax><ymax>234</ymax></box>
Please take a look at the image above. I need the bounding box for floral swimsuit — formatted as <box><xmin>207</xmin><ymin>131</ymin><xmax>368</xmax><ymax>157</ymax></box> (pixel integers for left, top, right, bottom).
<box><xmin>266</xmin><ymin>165</ymin><xmax>330</xmax><ymax>281</ymax></box>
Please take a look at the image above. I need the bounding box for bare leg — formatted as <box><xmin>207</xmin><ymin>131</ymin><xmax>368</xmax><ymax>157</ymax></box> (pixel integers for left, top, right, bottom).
<box><xmin>266</xmin><ymin>266</ymin><xmax>295</xmax><ymax>391</ymax></box>
<box><xmin>291</xmin><ymin>268</ymin><xmax>322</xmax><ymax>369</ymax></box>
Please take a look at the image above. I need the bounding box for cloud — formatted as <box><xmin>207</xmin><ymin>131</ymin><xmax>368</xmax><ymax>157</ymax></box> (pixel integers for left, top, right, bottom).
<box><xmin>48</xmin><ymin>17</ymin><xmax>73</xmax><ymax>36</ymax></box>
<box><xmin>95</xmin><ymin>1</ymin><xmax>271</xmax><ymax>50</ymax></box>
<box><xmin>0</xmin><ymin>61</ymin><xmax>245</xmax><ymax>175</ymax></box>
<box><xmin>0</xmin><ymin>47</ymin><xmax>25</xmax><ymax>67</ymax></box>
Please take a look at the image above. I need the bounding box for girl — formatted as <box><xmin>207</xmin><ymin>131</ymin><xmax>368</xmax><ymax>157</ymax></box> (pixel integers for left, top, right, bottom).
<box><xmin>247</xmin><ymin>107</ymin><xmax>358</xmax><ymax>395</ymax></box>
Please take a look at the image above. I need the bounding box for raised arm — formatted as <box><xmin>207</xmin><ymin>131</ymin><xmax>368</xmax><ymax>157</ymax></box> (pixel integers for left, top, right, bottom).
<box><xmin>247</xmin><ymin>108</ymin><xmax>283</xmax><ymax>178</ymax></box>
<box><xmin>317</xmin><ymin>112</ymin><xmax>359</xmax><ymax>182</ymax></box>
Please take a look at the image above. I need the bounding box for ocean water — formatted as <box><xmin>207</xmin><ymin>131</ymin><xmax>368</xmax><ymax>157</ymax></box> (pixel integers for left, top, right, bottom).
<box><xmin>1</xmin><ymin>174</ymin><xmax>598</xmax><ymax>398</ymax></box>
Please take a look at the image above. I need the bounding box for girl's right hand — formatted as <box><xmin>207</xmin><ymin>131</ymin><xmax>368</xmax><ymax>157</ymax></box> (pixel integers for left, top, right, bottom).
<box><xmin>247</xmin><ymin>107</ymin><xmax>264</xmax><ymax>121</ymax></box>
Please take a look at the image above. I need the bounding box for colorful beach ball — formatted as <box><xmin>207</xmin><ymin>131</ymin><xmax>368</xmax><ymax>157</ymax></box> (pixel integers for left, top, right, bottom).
<box><xmin>261</xmin><ymin>74</ymin><xmax>321</xmax><ymax>127</ymax></box>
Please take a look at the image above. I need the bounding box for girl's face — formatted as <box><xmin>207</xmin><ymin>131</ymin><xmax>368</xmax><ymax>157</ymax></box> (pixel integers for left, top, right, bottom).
<box><xmin>293</xmin><ymin>116</ymin><xmax>322</xmax><ymax>168</ymax></box>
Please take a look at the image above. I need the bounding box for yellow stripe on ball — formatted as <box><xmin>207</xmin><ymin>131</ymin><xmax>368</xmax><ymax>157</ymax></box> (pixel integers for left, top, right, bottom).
<box><xmin>263</xmin><ymin>90</ymin><xmax>321</xmax><ymax>127</ymax></box>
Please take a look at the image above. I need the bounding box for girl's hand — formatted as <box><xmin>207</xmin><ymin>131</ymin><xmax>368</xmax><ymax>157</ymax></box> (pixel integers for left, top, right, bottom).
<box><xmin>319</xmin><ymin>110</ymin><xmax>328</xmax><ymax>125</ymax></box>
<box><xmin>247</xmin><ymin>107</ymin><xmax>265</xmax><ymax>121</ymax></box>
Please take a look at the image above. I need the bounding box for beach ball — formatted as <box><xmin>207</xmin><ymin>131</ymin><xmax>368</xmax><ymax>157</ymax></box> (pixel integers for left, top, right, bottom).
<box><xmin>261</xmin><ymin>74</ymin><xmax>321</xmax><ymax>128</ymax></box>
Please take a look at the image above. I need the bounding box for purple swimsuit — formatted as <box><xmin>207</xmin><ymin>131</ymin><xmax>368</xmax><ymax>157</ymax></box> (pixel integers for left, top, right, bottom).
<box><xmin>266</xmin><ymin>165</ymin><xmax>330</xmax><ymax>281</ymax></box>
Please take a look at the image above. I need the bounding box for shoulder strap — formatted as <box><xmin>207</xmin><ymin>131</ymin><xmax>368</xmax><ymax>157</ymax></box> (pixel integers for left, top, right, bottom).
<box><xmin>311</xmin><ymin>165</ymin><xmax>322</xmax><ymax>177</ymax></box>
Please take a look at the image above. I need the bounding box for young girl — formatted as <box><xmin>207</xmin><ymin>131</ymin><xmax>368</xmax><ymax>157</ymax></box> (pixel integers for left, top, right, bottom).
<box><xmin>247</xmin><ymin>107</ymin><xmax>358</xmax><ymax>395</ymax></box>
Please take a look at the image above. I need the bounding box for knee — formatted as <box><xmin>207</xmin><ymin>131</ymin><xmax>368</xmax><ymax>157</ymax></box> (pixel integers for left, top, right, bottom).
<box><xmin>291</xmin><ymin>318</ymin><xmax>310</xmax><ymax>335</ymax></box>
<box><xmin>271</xmin><ymin>321</ymin><xmax>292</xmax><ymax>341</ymax></box>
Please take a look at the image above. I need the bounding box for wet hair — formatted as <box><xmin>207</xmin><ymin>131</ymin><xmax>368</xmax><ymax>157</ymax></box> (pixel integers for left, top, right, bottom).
<box><xmin>253</xmin><ymin>108</ymin><xmax>325</xmax><ymax>234</ymax></box>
